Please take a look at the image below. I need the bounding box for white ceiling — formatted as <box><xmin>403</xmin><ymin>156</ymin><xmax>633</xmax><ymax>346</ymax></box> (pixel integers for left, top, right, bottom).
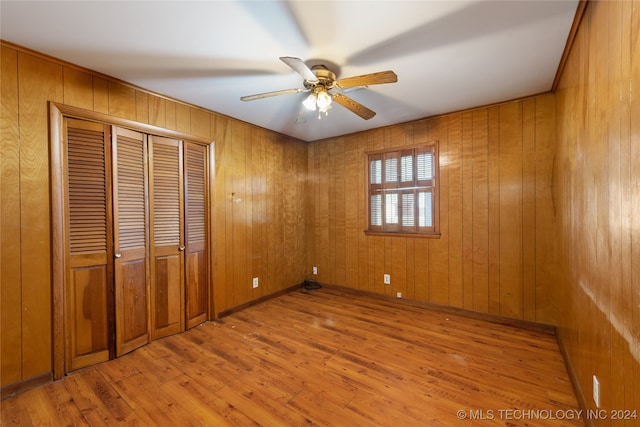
<box><xmin>1</xmin><ymin>0</ymin><xmax>578</xmax><ymax>142</ymax></box>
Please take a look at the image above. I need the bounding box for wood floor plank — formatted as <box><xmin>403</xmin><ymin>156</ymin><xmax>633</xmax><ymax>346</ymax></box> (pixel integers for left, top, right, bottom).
<box><xmin>1</xmin><ymin>287</ymin><xmax>582</xmax><ymax>426</ymax></box>
<box><xmin>62</xmin><ymin>368</ymin><xmax>141</xmax><ymax>426</ymax></box>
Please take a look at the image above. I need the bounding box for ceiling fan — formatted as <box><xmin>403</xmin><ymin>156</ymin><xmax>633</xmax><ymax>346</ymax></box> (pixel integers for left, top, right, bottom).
<box><xmin>240</xmin><ymin>57</ymin><xmax>397</xmax><ymax>120</ymax></box>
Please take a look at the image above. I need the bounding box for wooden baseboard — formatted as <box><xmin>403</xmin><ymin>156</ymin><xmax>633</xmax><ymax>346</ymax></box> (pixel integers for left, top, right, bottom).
<box><xmin>556</xmin><ymin>331</ymin><xmax>593</xmax><ymax>427</ymax></box>
<box><xmin>1</xmin><ymin>372</ymin><xmax>52</xmax><ymax>401</ymax></box>
<box><xmin>216</xmin><ymin>283</ymin><xmax>302</xmax><ymax>319</ymax></box>
<box><xmin>319</xmin><ymin>283</ymin><xmax>557</xmax><ymax>335</ymax></box>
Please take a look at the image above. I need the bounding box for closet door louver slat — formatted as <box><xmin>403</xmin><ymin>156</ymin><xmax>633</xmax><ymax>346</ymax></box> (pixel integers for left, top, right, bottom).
<box><xmin>149</xmin><ymin>136</ymin><xmax>184</xmax><ymax>339</ymax></box>
<box><xmin>65</xmin><ymin>119</ymin><xmax>113</xmax><ymax>371</ymax></box>
<box><xmin>113</xmin><ymin>127</ymin><xmax>150</xmax><ymax>356</ymax></box>
<box><xmin>184</xmin><ymin>142</ymin><xmax>208</xmax><ymax>328</ymax></box>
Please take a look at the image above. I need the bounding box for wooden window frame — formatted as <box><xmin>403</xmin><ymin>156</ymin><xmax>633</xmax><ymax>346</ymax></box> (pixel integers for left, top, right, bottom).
<box><xmin>365</xmin><ymin>141</ymin><xmax>440</xmax><ymax>238</ymax></box>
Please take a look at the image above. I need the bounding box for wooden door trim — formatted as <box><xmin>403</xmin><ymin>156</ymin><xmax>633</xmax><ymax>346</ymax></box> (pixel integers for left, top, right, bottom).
<box><xmin>51</xmin><ymin>102</ymin><xmax>212</xmax><ymax>145</ymax></box>
<box><xmin>50</xmin><ymin>103</ymin><xmax>66</xmax><ymax>380</ymax></box>
<box><xmin>50</xmin><ymin>102</ymin><xmax>215</xmax><ymax>380</ymax></box>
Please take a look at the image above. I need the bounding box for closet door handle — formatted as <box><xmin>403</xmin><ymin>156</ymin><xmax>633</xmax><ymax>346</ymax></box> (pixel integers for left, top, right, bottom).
<box><xmin>114</xmin><ymin>253</ymin><xmax>122</xmax><ymax>259</ymax></box>
<box><xmin>179</xmin><ymin>246</ymin><xmax>185</xmax><ymax>251</ymax></box>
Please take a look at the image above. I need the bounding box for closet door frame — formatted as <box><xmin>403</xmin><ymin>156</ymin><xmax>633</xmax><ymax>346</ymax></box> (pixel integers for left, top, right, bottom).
<box><xmin>50</xmin><ymin>102</ymin><xmax>213</xmax><ymax>380</ymax></box>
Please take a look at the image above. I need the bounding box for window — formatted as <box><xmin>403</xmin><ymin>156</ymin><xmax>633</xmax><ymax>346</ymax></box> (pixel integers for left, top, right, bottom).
<box><xmin>367</xmin><ymin>142</ymin><xmax>439</xmax><ymax>235</ymax></box>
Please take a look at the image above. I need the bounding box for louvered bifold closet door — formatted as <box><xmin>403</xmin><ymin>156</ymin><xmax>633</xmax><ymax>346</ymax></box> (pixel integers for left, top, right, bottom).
<box><xmin>65</xmin><ymin>119</ymin><xmax>113</xmax><ymax>371</ymax></box>
<box><xmin>112</xmin><ymin>127</ymin><xmax>150</xmax><ymax>356</ymax></box>
<box><xmin>149</xmin><ymin>136</ymin><xmax>185</xmax><ymax>340</ymax></box>
<box><xmin>184</xmin><ymin>142</ymin><xmax>208</xmax><ymax>329</ymax></box>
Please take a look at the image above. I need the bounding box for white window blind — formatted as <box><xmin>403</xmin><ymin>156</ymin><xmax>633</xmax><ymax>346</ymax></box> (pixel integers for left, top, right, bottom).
<box><xmin>370</xmin><ymin>159</ymin><xmax>382</xmax><ymax>185</ymax></box>
<box><xmin>402</xmin><ymin>193</ymin><xmax>415</xmax><ymax>226</ymax></box>
<box><xmin>385</xmin><ymin>193</ymin><xmax>398</xmax><ymax>224</ymax></box>
<box><xmin>417</xmin><ymin>152</ymin><xmax>433</xmax><ymax>181</ymax></box>
<box><xmin>401</xmin><ymin>155</ymin><xmax>413</xmax><ymax>182</ymax></box>
<box><xmin>418</xmin><ymin>191</ymin><xmax>433</xmax><ymax>227</ymax></box>
<box><xmin>367</xmin><ymin>143</ymin><xmax>438</xmax><ymax>235</ymax></box>
<box><xmin>385</xmin><ymin>157</ymin><xmax>398</xmax><ymax>183</ymax></box>
<box><xmin>371</xmin><ymin>194</ymin><xmax>382</xmax><ymax>226</ymax></box>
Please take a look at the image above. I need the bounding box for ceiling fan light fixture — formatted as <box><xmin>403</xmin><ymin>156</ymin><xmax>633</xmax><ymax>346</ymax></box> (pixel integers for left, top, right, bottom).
<box><xmin>303</xmin><ymin>93</ymin><xmax>317</xmax><ymax>111</ymax></box>
<box><xmin>316</xmin><ymin>89</ymin><xmax>332</xmax><ymax>111</ymax></box>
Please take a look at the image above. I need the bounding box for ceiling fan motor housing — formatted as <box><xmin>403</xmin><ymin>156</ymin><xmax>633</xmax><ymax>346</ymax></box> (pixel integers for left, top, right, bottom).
<box><xmin>304</xmin><ymin>65</ymin><xmax>336</xmax><ymax>91</ymax></box>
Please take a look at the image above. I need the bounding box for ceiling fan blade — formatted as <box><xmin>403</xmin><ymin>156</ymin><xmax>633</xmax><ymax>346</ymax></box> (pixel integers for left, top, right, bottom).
<box><xmin>335</xmin><ymin>70</ymin><xmax>397</xmax><ymax>89</ymax></box>
<box><xmin>280</xmin><ymin>56</ymin><xmax>318</xmax><ymax>82</ymax></box>
<box><xmin>240</xmin><ymin>88</ymin><xmax>306</xmax><ymax>101</ymax></box>
<box><xmin>332</xmin><ymin>93</ymin><xmax>376</xmax><ymax>120</ymax></box>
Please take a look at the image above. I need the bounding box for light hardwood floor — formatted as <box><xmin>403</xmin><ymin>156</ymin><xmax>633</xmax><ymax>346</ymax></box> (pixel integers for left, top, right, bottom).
<box><xmin>1</xmin><ymin>287</ymin><xmax>582</xmax><ymax>426</ymax></box>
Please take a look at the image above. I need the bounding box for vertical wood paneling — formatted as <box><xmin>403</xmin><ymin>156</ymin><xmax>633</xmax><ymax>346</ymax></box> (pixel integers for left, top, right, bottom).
<box><xmin>371</xmin><ymin>130</ymin><xmax>384</xmax><ymax>294</ymax></box>
<box><xmin>250</xmin><ymin>128</ymin><xmax>264</xmax><ymax>297</ymax></box>
<box><xmin>534</xmin><ymin>95</ymin><xmax>556</xmax><ymax>324</ymax></box>
<box><xmin>63</xmin><ymin>68</ymin><xmax>93</xmax><ymax>110</ymax></box>
<box><xmin>223</xmin><ymin>119</ymin><xmax>236</xmax><ymax>310</ymax></box>
<box><xmin>521</xmin><ymin>99</ymin><xmax>536</xmax><ymax>321</ymax></box>
<box><xmin>555</xmin><ymin>0</ymin><xmax>639</xmax><ymax>423</ymax></box>
<box><xmin>447</xmin><ymin>114</ymin><xmax>464</xmax><ymax>308</ymax></box>
<box><xmin>1</xmin><ymin>44</ymin><xmax>310</xmax><ymax>389</ymax></box>
<box><xmin>333</xmin><ymin>137</ymin><xmax>346</xmax><ymax>287</ymax></box>
<box><xmin>135</xmin><ymin>91</ymin><xmax>149</xmax><ymax>124</ymax></box>
<box><xmin>345</xmin><ymin>135</ymin><xmax>359</xmax><ymax>291</ymax></box>
<box><xmin>212</xmin><ymin>115</ymin><xmax>229</xmax><ymax>315</ymax></box>
<box><xmin>327</xmin><ymin>140</ymin><xmax>337</xmax><ymax>286</ymax></box>
<box><xmin>149</xmin><ymin>97</ymin><xmax>166</xmax><ymax>128</ymax></box>
<box><xmin>487</xmin><ymin>106</ymin><xmax>501</xmax><ymax>315</ymax></box>
<box><xmin>93</xmin><ymin>77</ymin><xmax>109</xmax><ymax>114</ymax></box>
<box><xmin>356</xmin><ymin>134</ymin><xmax>369</xmax><ymax>292</ymax></box>
<box><xmin>18</xmin><ymin>52</ymin><xmax>63</xmax><ymax>378</ymax></box>
<box><xmin>498</xmin><ymin>102</ymin><xmax>523</xmax><ymax>319</ymax></box>
<box><xmin>1</xmin><ymin>46</ymin><xmax>22</xmax><ymax>386</ymax></box>
<box><xmin>264</xmin><ymin>132</ymin><xmax>277</xmax><ymax>293</ymax></box>
<box><xmin>165</xmin><ymin>101</ymin><xmax>176</xmax><ymax>131</ymax></box>
<box><xmin>293</xmin><ymin>141</ymin><xmax>308</xmax><ymax>283</ymax></box>
<box><xmin>190</xmin><ymin>108</ymin><xmax>211</xmax><ymax>140</ymax></box>
<box><xmin>175</xmin><ymin>103</ymin><xmax>190</xmax><ymax>134</ymax></box>
<box><xmin>606</xmin><ymin>2</ymin><xmax>625</xmax><ymax>418</ymax></box>
<box><xmin>461</xmin><ymin>112</ymin><xmax>474</xmax><ymax>310</ymax></box>
<box><xmin>427</xmin><ymin>117</ymin><xmax>449</xmax><ymax>305</ymax></box>
<box><xmin>629</xmin><ymin>1</ymin><xmax>640</xmax><ymax>420</ymax></box>
<box><xmin>273</xmin><ymin>135</ymin><xmax>286</xmax><ymax>291</ymax></box>
<box><xmin>308</xmin><ymin>96</ymin><xmax>557</xmax><ymax>326</ymax></box>
<box><xmin>231</xmin><ymin>121</ymin><xmax>247</xmax><ymax>306</ymax></box>
<box><xmin>316</xmin><ymin>141</ymin><xmax>330</xmax><ymax>285</ymax></box>
<box><xmin>108</xmin><ymin>82</ymin><xmax>136</xmax><ymax>120</ymax></box>
<box><xmin>471</xmin><ymin>110</ymin><xmax>489</xmax><ymax>313</ymax></box>
<box><xmin>244</xmin><ymin>128</ymin><xmax>254</xmax><ymax>296</ymax></box>
<box><xmin>391</xmin><ymin>237</ymin><xmax>406</xmax><ymax>297</ymax></box>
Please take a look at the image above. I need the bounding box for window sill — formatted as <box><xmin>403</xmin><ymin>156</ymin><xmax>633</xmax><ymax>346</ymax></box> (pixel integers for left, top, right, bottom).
<box><xmin>364</xmin><ymin>230</ymin><xmax>442</xmax><ymax>239</ymax></box>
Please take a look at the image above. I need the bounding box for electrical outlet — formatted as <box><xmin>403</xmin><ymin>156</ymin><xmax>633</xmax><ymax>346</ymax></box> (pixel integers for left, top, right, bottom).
<box><xmin>313</xmin><ymin>266</ymin><xmax>317</xmax><ymax>275</ymax></box>
<box><xmin>252</xmin><ymin>277</ymin><xmax>259</xmax><ymax>288</ymax></box>
<box><xmin>384</xmin><ymin>274</ymin><xmax>391</xmax><ymax>285</ymax></box>
<box><xmin>396</xmin><ymin>291</ymin><xmax>402</xmax><ymax>299</ymax></box>
<box><xmin>593</xmin><ymin>375</ymin><xmax>600</xmax><ymax>408</ymax></box>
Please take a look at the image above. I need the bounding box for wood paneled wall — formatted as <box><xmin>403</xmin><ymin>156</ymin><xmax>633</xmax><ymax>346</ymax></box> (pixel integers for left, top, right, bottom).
<box><xmin>308</xmin><ymin>95</ymin><xmax>558</xmax><ymax>324</ymax></box>
<box><xmin>3</xmin><ymin>3</ymin><xmax>639</xmax><ymax>416</ymax></box>
<box><xmin>555</xmin><ymin>0</ymin><xmax>640</xmax><ymax>423</ymax></box>
<box><xmin>0</xmin><ymin>43</ymin><xmax>308</xmax><ymax>388</ymax></box>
